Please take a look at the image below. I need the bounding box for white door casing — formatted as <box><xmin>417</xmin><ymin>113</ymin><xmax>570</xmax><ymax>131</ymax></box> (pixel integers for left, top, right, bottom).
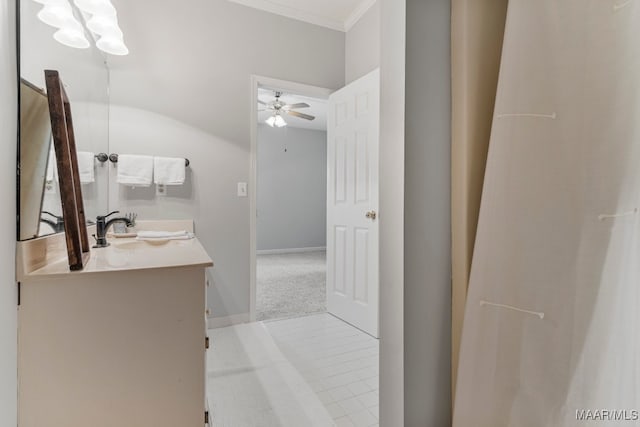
<box><xmin>327</xmin><ymin>69</ymin><xmax>380</xmax><ymax>338</ymax></box>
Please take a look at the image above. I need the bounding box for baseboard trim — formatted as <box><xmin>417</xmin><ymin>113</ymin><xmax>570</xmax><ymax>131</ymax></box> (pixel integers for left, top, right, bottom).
<box><xmin>256</xmin><ymin>246</ymin><xmax>326</xmax><ymax>255</ymax></box>
<box><xmin>207</xmin><ymin>313</ymin><xmax>250</xmax><ymax>329</ymax></box>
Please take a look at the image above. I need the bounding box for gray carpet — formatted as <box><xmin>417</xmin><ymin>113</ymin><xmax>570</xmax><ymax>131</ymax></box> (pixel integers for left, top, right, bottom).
<box><xmin>256</xmin><ymin>251</ymin><xmax>326</xmax><ymax>321</ymax></box>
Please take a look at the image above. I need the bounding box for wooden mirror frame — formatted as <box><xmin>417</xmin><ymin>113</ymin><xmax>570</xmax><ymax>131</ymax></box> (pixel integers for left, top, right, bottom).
<box><xmin>44</xmin><ymin>70</ymin><xmax>90</xmax><ymax>271</ymax></box>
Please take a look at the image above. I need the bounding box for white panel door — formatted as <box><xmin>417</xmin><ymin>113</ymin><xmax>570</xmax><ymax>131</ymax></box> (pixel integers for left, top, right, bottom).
<box><xmin>327</xmin><ymin>69</ymin><xmax>380</xmax><ymax>338</ymax></box>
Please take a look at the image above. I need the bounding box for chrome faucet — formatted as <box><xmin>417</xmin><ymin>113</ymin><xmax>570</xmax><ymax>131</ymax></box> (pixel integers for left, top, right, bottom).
<box><xmin>93</xmin><ymin>211</ymin><xmax>133</xmax><ymax>248</ymax></box>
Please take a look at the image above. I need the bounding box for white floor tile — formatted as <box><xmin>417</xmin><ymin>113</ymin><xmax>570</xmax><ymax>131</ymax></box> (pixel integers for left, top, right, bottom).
<box><xmin>346</xmin><ymin>380</ymin><xmax>371</xmax><ymax>396</ymax></box>
<box><xmin>316</xmin><ymin>390</ymin><xmax>335</xmax><ymax>405</ymax></box>
<box><xmin>207</xmin><ymin>323</ymin><xmax>334</xmax><ymax>426</ymax></box>
<box><xmin>364</xmin><ymin>376</ymin><xmax>379</xmax><ymax>391</ymax></box>
<box><xmin>354</xmin><ymin>367</ymin><xmax>378</xmax><ymax>380</ymax></box>
<box><xmin>337</xmin><ymin>396</ymin><xmax>365</xmax><ymax>415</ymax></box>
<box><xmin>227</xmin><ymin>313</ymin><xmax>381</xmax><ymax>427</ymax></box>
<box><xmin>348</xmin><ymin>409</ymin><xmax>378</xmax><ymax>427</ymax></box>
<box><xmin>368</xmin><ymin>405</ymin><xmax>379</xmax><ymax>420</ymax></box>
<box><xmin>357</xmin><ymin>391</ymin><xmax>378</xmax><ymax>409</ymax></box>
<box><xmin>327</xmin><ymin>402</ymin><xmax>346</xmax><ymax>419</ymax></box>
<box><xmin>323</xmin><ymin>372</ymin><xmax>360</xmax><ymax>389</ymax></box>
<box><xmin>335</xmin><ymin>416</ymin><xmax>356</xmax><ymax>427</ymax></box>
<box><xmin>328</xmin><ymin>385</ymin><xmax>353</xmax><ymax>401</ymax></box>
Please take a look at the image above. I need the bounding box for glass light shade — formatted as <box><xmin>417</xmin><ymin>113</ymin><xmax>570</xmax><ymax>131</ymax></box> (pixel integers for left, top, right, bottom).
<box><xmin>96</xmin><ymin>35</ymin><xmax>129</xmax><ymax>55</ymax></box>
<box><xmin>73</xmin><ymin>0</ymin><xmax>116</xmax><ymax>15</ymax></box>
<box><xmin>37</xmin><ymin>2</ymin><xmax>77</xmax><ymax>29</ymax></box>
<box><xmin>86</xmin><ymin>14</ymin><xmax>122</xmax><ymax>37</ymax></box>
<box><xmin>53</xmin><ymin>27</ymin><xmax>90</xmax><ymax>48</ymax></box>
<box><xmin>274</xmin><ymin>115</ymin><xmax>287</xmax><ymax>127</ymax></box>
<box><xmin>265</xmin><ymin>116</ymin><xmax>276</xmax><ymax>127</ymax></box>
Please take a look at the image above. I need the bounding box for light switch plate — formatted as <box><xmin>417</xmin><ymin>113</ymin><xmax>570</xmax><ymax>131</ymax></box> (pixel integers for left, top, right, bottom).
<box><xmin>237</xmin><ymin>182</ymin><xmax>247</xmax><ymax>197</ymax></box>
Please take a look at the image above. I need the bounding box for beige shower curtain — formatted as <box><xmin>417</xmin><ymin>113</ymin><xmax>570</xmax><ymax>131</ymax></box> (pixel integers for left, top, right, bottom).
<box><xmin>451</xmin><ymin>0</ymin><xmax>508</xmax><ymax>397</ymax></box>
<box><xmin>454</xmin><ymin>0</ymin><xmax>640</xmax><ymax>425</ymax></box>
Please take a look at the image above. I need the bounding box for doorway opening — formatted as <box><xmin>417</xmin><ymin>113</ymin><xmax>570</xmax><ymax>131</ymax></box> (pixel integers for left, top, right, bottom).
<box><xmin>255</xmin><ymin>86</ymin><xmax>329</xmax><ymax>321</ymax></box>
<box><xmin>205</xmin><ymin>74</ymin><xmax>381</xmax><ymax>426</ymax></box>
<box><xmin>249</xmin><ymin>71</ymin><xmax>381</xmax><ymax>338</ymax></box>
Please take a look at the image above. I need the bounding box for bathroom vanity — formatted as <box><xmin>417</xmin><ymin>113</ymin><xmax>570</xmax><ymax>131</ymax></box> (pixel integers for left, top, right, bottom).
<box><xmin>16</xmin><ymin>221</ymin><xmax>213</xmax><ymax>427</ymax></box>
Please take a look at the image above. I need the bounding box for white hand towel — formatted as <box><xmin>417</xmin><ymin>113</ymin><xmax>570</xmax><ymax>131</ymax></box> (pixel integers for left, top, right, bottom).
<box><xmin>77</xmin><ymin>151</ymin><xmax>95</xmax><ymax>184</ymax></box>
<box><xmin>117</xmin><ymin>154</ymin><xmax>154</xmax><ymax>187</ymax></box>
<box><xmin>46</xmin><ymin>145</ymin><xmax>57</xmax><ymax>183</ymax></box>
<box><xmin>136</xmin><ymin>230</ymin><xmax>194</xmax><ymax>241</ymax></box>
<box><xmin>153</xmin><ymin>156</ymin><xmax>186</xmax><ymax>185</ymax></box>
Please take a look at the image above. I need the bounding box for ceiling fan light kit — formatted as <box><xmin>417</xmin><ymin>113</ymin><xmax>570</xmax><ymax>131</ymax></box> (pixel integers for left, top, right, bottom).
<box><xmin>265</xmin><ymin>113</ymin><xmax>287</xmax><ymax>128</ymax></box>
<box><xmin>260</xmin><ymin>91</ymin><xmax>316</xmax><ymax>128</ymax></box>
<box><xmin>33</xmin><ymin>0</ymin><xmax>129</xmax><ymax>55</ymax></box>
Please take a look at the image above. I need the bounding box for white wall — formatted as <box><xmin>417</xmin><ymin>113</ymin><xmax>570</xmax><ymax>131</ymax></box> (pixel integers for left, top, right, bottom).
<box><xmin>107</xmin><ymin>0</ymin><xmax>344</xmax><ymax>320</ymax></box>
<box><xmin>108</xmin><ymin>105</ymin><xmax>251</xmax><ymax>319</ymax></box>
<box><xmin>346</xmin><ymin>1</ymin><xmax>381</xmax><ymax>84</ymax></box>
<box><xmin>404</xmin><ymin>0</ymin><xmax>451</xmax><ymax>425</ymax></box>
<box><xmin>256</xmin><ymin>125</ymin><xmax>327</xmax><ymax>251</ymax></box>
<box><xmin>378</xmin><ymin>0</ymin><xmax>406</xmax><ymax>425</ymax></box>
<box><xmin>0</xmin><ymin>1</ymin><xmax>17</xmax><ymax>425</ymax></box>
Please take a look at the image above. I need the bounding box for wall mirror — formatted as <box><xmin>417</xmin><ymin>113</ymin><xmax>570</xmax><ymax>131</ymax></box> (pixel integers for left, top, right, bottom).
<box><xmin>18</xmin><ymin>0</ymin><xmax>110</xmax><ymax>240</ymax></box>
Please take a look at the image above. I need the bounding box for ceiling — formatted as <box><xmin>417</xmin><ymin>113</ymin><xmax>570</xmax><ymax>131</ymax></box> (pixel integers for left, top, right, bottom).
<box><xmin>225</xmin><ymin>0</ymin><xmax>376</xmax><ymax>32</ymax></box>
<box><xmin>258</xmin><ymin>87</ymin><xmax>327</xmax><ymax>131</ymax></box>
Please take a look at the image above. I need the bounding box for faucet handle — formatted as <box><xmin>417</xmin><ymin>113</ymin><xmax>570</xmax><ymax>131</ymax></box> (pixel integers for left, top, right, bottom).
<box><xmin>97</xmin><ymin>210</ymin><xmax>120</xmax><ymax>220</ymax></box>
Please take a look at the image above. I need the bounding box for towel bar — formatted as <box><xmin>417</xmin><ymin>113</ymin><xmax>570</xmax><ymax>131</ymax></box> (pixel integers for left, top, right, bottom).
<box><xmin>108</xmin><ymin>153</ymin><xmax>190</xmax><ymax>167</ymax></box>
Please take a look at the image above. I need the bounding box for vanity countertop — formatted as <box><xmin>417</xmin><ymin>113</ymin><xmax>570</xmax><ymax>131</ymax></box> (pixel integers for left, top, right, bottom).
<box><xmin>24</xmin><ymin>236</ymin><xmax>213</xmax><ymax>280</ymax></box>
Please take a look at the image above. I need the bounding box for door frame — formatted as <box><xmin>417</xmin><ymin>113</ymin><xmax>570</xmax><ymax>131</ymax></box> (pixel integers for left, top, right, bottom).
<box><xmin>248</xmin><ymin>75</ymin><xmax>333</xmax><ymax>322</ymax></box>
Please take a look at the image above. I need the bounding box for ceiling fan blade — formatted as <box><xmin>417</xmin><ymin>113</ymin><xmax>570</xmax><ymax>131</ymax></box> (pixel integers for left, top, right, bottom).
<box><xmin>287</xmin><ymin>110</ymin><xmax>315</xmax><ymax>121</ymax></box>
<box><xmin>257</xmin><ymin>99</ymin><xmax>269</xmax><ymax>105</ymax></box>
<box><xmin>283</xmin><ymin>102</ymin><xmax>310</xmax><ymax>110</ymax></box>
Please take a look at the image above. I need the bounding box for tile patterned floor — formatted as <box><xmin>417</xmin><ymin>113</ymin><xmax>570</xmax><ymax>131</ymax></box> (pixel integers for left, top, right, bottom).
<box><xmin>207</xmin><ymin>314</ymin><xmax>379</xmax><ymax>427</ymax></box>
<box><xmin>265</xmin><ymin>314</ymin><xmax>379</xmax><ymax>427</ymax></box>
<box><xmin>207</xmin><ymin>322</ymin><xmax>334</xmax><ymax>426</ymax></box>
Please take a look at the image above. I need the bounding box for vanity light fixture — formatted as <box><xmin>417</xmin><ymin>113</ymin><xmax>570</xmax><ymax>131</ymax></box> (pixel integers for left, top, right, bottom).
<box><xmin>35</xmin><ymin>0</ymin><xmax>90</xmax><ymax>49</ymax></box>
<box><xmin>73</xmin><ymin>0</ymin><xmax>129</xmax><ymax>55</ymax></box>
<box><xmin>36</xmin><ymin>0</ymin><xmax>76</xmax><ymax>28</ymax></box>
<box><xmin>96</xmin><ymin>35</ymin><xmax>129</xmax><ymax>56</ymax></box>
<box><xmin>32</xmin><ymin>0</ymin><xmax>129</xmax><ymax>55</ymax></box>
<box><xmin>265</xmin><ymin>113</ymin><xmax>287</xmax><ymax>128</ymax></box>
<box><xmin>73</xmin><ymin>0</ymin><xmax>116</xmax><ymax>15</ymax></box>
<box><xmin>53</xmin><ymin>25</ymin><xmax>91</xmax><ymax>49</ymax></box>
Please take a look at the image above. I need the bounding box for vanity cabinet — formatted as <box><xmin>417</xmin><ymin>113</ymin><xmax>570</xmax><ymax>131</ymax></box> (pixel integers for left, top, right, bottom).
<box><xmin>16</xmin><ymin>231</ymin><xmax>213</xmax><ymax>427</ymax></box>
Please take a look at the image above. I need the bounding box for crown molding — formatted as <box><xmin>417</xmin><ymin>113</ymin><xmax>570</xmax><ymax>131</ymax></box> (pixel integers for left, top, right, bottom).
<box><xmin>344</xmin><ymin>0</ymin><xmax>377</xmax><ymax>32</ymax></box>
<box><xmin>226</xmin><ymin>0</ymin><xmax>346</xmax><ymax>32</ymax></box>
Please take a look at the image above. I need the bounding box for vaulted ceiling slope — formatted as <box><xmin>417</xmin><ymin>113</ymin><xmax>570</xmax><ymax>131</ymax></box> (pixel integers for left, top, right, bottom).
<box><xmin>108</xmin><ymin>0</ymin><xmax>345</xmax><ymax>146</ymax></box>
<box><xmin>225</xmin><ymin>0</ymin><xmax>377</xmax><ymax>32</ymax></box>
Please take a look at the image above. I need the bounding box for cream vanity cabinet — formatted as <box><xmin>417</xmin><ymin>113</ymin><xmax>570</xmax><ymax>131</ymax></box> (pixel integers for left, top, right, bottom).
<box><xmin>16</xmin><ymin>229</ymin><xmax>213</xmax><ymax>427</ymax></box>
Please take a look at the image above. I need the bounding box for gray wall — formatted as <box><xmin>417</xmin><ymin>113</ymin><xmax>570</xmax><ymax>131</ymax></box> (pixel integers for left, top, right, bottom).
<box><xmin>346</xmin><ymin>1</ymin><xmax>380</xmax><ymax>84</ymax></box>
<box><xmin>257</xmin><ymin>125</ymin><xmax>327</xmax><ymax>251</ymax></box>
<box><xmin>108</xmin><ymin>0</ymin><xmax>344</xmax><ymax>320</ymax></box>
<box><xmin>0</xmin><ymin>1</ymin><xmax>17</xmax><ymax>425</ymax></box>
<box><xmin>404</xmin><ymin>0</ymin><xmax>452</xmax><ymax>425</ymax></box>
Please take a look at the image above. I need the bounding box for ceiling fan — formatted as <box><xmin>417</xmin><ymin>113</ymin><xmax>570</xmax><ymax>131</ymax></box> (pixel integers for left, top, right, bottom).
<box><xmin>258</xmin><ymin>91</ymin><xmax>315</xmax><ymax>127</ymax></box>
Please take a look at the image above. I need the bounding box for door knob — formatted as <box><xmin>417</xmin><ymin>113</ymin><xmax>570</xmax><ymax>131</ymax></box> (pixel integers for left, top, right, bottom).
<box><xmin>365</xmin><ymin>210</ymin><xmax>377</xmax><ymax>220</ymax></box>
